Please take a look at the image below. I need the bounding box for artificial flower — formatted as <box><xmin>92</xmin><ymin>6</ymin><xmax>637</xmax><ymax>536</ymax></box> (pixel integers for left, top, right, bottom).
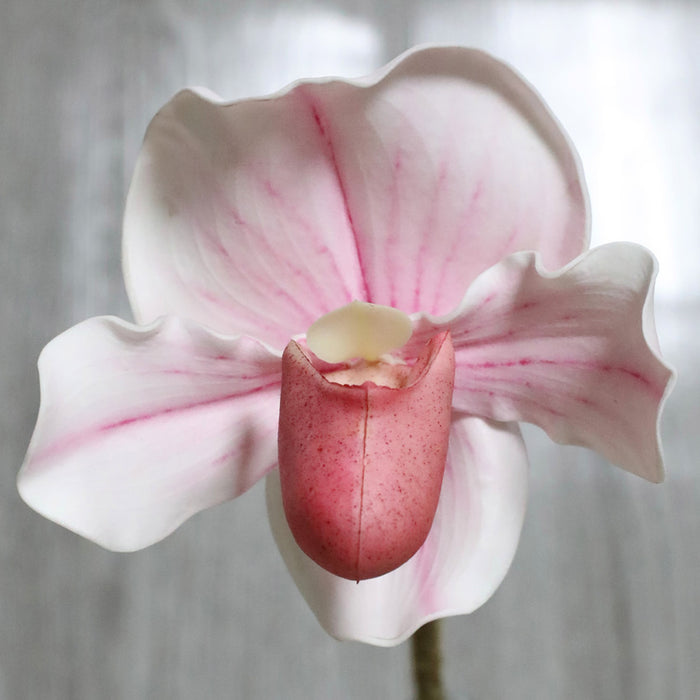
<box><xmin>18</xmin><ymin>46</ymin><xmax>673</xmax><ymax>646</ymax></box>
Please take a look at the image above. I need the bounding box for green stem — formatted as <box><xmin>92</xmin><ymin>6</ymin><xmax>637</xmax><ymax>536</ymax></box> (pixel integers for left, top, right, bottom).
<box><xmin>411</xmin><ymin>620</ymin><xmax>445</xmax><ymax>700</ymax></box>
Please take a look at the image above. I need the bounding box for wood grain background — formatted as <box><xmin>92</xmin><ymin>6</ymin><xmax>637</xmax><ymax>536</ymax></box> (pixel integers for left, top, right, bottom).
<box><xmin>1</xmin><ymin>1</ymin><xmax>697</xmax><ymax>698</ymax></box>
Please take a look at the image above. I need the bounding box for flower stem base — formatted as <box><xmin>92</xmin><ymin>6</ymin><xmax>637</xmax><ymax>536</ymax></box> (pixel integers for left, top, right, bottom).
<box><xmin>411</xmin><ymin>620</ymin><xmax>445</xmax><ymax>700</ymax></box>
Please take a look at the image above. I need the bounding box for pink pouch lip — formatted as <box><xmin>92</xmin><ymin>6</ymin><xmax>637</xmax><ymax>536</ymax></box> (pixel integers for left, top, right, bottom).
<box><xmin>278</xmin><ymin>331</ymin><xmax>455</xmax><ymax>581</ymax></box>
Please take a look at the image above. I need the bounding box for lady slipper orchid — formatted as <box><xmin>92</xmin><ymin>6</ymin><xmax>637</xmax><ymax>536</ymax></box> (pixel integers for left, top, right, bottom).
<box><xmin>18</xmin><ymin>46</ymin><xmax>674</xmax><ymax>646</ymax></box>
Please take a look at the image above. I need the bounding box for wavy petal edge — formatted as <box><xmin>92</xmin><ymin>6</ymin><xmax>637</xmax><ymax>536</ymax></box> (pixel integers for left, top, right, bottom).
<box><xmin>18</xmin><ymin>315</ymin><xmax>283</xmax><ymax>551</ymax></box>
<box><xmin>409</xmin><ymin>242</ymin><xmax>675</xmax><ymax>482</ymax></box>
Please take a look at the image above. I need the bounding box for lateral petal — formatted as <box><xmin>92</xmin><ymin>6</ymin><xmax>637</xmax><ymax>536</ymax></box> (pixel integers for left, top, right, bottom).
<box><xmin>409</xmin><ymin>243</ymin><xmax>675</xmax><ymax>481</ymax></box>
<box><xmin>18</xmin><ymin>316</ymin><xmax>282</xmax><ymax>550</ymax></box>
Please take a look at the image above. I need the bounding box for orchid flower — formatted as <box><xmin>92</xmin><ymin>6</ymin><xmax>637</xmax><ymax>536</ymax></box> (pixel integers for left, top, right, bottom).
<box><xmin>18</xmin><ymin>47</ymin><xmax>673</xmax><ymax>646</ymax></box>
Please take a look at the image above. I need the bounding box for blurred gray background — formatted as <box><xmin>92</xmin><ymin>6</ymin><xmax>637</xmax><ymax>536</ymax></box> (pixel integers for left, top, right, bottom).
<box><xmin>1</xmin><ymin>1</ymin><xmax>698</xmax><ymax>698</ymax></box>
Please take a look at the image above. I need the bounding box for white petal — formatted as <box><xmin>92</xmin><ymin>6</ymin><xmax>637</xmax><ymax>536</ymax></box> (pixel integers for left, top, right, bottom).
<box><xmin>123</xmin><ymin>47</ymin><xmax>589</xmax><ymax>345</ymax></box>
<box><xmin>18</xmin><ymin>316</ymin><xmax>282</xmax><ymax>551</ymax></box>
<box><xmin>409</xmin><ymin>243</ymin><xmax>675</xmax><ymax>482</ymax></box>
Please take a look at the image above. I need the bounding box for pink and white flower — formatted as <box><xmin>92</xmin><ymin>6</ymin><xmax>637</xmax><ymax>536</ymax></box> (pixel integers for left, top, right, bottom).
<box><xmin>18</xmin><ymin>47</ymin><xmax>673</xmax><ymax>646</ymax></box>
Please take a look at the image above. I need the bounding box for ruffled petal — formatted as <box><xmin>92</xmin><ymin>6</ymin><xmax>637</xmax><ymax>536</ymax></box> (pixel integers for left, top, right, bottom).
<box><xmin>303</xmin><ymin>45</ymin><xmax>589</xmax><ymax>315</ymax></box>
<box><xmin>409</xmin><ymin>243</ymin><xmax>674</xmax><ymax>482</ymax></box>
<box><xmin>266</xmin><ymin>416</ymin><xmax>528</xmax><ymax>646</ymax></box>
<box><xmin>123</xmin><ymin>46</ymin><xmax>588</xmax><ymax>344</ymax></box>
<box><xmin>18</xmin><ymin>316</ymin><xmax>282</xmax><ymax>551</ymax></box>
